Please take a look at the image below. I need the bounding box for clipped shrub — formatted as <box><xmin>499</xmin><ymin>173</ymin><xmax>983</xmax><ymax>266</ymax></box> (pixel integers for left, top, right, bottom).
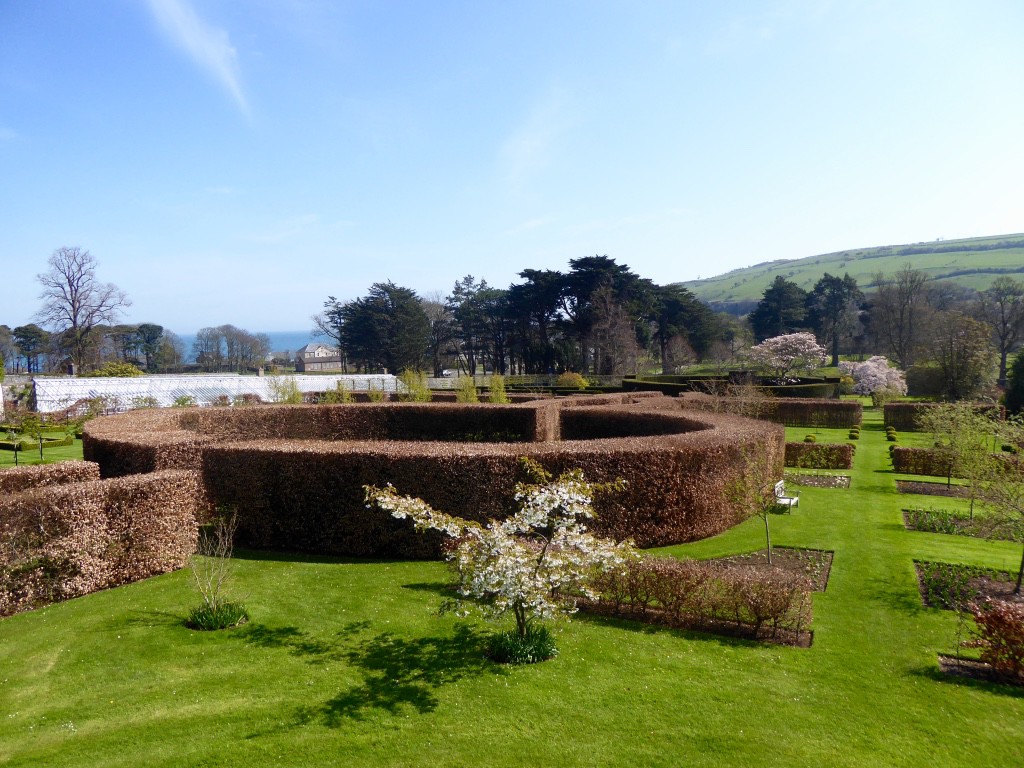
<box><xmin>848</xmin><ymin>431</ymin><xmax>860</xmax><ymax>440</ymax></box>
<box><xmin>969</xmin><ymin>598</ymin><xmax>1024</xmax><ymax>681</ymax></box>
<box><xmin>80</xmin><ymin>361</ymin><xmax>144</xmax><ymax>378</ymax></box>
<box><xmin>803</xmin><ymin>434</ymin><xmax>817</xmax><ymax>443</ymax></box>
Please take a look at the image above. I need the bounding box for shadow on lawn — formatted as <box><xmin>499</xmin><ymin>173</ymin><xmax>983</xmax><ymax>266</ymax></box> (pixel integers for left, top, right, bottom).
<box><xmin>293</xmin><ymin>623</ymin><xmax>498</xmax><ymax>726</ymax></box>
<box><xmin>911</xmin><ymin>662</ymin><xmax>1024</xmax><ymax>698</ymax></box>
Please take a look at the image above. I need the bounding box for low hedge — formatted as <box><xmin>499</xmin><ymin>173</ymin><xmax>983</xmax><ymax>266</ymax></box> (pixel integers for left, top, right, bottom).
<box><xmin>891</xmin><ymin>447</ymin><xmax>954</xmax><ymax>477</ymax></box>
<box><xmin>0</xmin><ymin>470</ymin><xmax>205</xmax><ymax>617</ymax></box>
<box><xmin>588</xmin><ymin>554</ymin><xmax>813</xmax><ymax>640</ymax></box>
<box><xmin>83</xmin><ymin>396</ymin><xmax>784</xmax><ymax>556</ymax></box>
<box><xmin>0</xmin><ymin>461</ymin><xmax>101</xmax><ymax>495</ymax></box>
<box><xmin>680</xmin><ymin>394</ymin><xmax>862</xmax><ymax>429</ymax></box>
<box><xmin>784</xmin><ymin>442</ymin><xmax>854</xmax><ymax>470</ymax></box>
<box><xmin>0</xmin><ymin>435</ymin><xmax>75</xmax><ymax>452</ymax></box>
<box><xmin>884</xmin><ymin>402</ymin><xmax>1006</xmax><ymax>431</ymax></box>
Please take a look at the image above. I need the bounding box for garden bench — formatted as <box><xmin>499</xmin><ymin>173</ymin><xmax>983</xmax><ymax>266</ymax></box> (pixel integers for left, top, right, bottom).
<box><xmin>774</xmin><ymin>479</ymin><xmax>799</xmax><ymax>510</ymax></box>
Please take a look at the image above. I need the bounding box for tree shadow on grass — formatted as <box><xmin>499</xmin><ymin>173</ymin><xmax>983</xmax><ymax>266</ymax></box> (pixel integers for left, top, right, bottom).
<box><xmin>572</xmin><ymin>610</ymin><xmax>763</xmax><ymax>650</ymax></box>
<box><xmin>293</xmin><ymin>623</ymin><xmax>499</xmax><ymax>726</ymax></box>
<box><xmin>911</xmin><ymin>661</ymin><xmax>1024</xmax><ymax>698</ymax></box>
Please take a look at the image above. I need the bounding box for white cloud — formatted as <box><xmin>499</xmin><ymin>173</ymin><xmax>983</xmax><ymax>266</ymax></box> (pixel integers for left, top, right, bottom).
<box><xmin>146</xmin><ymin>0</ymin><xmax>248</xmax><ymax>114</ymax></box>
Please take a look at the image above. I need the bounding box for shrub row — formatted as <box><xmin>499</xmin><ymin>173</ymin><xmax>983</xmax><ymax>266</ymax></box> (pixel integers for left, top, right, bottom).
<box><xmin>680</xmin><ymin>394</ymin><xmax>862</xmax><ymax>428</ymax></box>
<box><xmin>0</xmin><ymin>435</ymin><xmax>75</xmax><ymax>452</ymax></box>
<box><xmin>588</xmin><ymin>555</ymin><xmax>813</xmax><ymax>640</ymax></box>
<box><xmin>84</xmin><ymin>397</ymin><xmax>784</xmax><ymax>556</ymax></box>
<box><xmin>891</xmin><ymin>446</ymin><xmax>954</xmax><ymax>476</ymax></box>
<box><xmin>784</xmin><ymin>442</ymin><xmax>854</xmax><ymax>469</ymax></box>
<box><xmin>884</xmin><ymin>402</ymin><xmax>1006</xmax><ymax>431</ymax></box>
<box><xmin>0</xmin><ymin>460</ymin><xmax>100</xmax><ymax>495</ymax></box>
<box><xmin>970</xmin><ymin>598</ymin><xmax>1024</xmax><ymax>682</ymax></box>
<box><xmin>0</xmin><ymin>470</ymin><xmax>205</xmax><ymax>617</ymax></box>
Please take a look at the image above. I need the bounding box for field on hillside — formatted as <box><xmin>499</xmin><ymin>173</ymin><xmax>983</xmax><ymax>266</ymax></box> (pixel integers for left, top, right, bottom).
<box><xmin>682</xmin><ymin>233</ymin><xmax>1024</xmax><ymax>310</ymax></box>
<box><xmin>1</xmin><ymin>408</ymin><xmax>1022</xmax><ymax>767</ymax></box>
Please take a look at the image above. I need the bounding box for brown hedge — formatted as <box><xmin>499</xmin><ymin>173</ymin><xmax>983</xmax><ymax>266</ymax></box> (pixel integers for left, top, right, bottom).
<box><xmin>0</xmin><ymin>470</ymin><xmax>205</xmax><ymax>617</ymax></box>
<box><xmin>680</xmin><ymin>394</ymin><xmax>862</xmax><ymax>428</ymax></box>
<box><xmin>83</xmin><ymin>396</ymin><xmax>783</xmax><ymax>557</ymax></box>
<box><xmin>884</xmin><ymin>402</ymin><xmax>1006</xmax><ymax>431</ymax></box>
<box><xmin>891</xmin><ymin>446</ymin><xmax>955</xmax><ymax>477</ymax></box>
<box><xmin>0</xmin><ymin>461</ymin><xmax>100</xmax><ymax>495</ymax></box>
<box><xmin>784</xmin><ymin>442</ymin><xmax>854</xmax><ymax>469</ymax></box>
<box><xmin>588</xmin><ymin>555</ymin><xmax>813</xmax><ymax>640</ymax></box>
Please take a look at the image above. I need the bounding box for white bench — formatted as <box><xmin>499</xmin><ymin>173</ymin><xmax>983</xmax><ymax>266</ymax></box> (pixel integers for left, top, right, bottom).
<box><xmin>775</xmin><ymin>480</ymin><xmax>799</xmax><ymax>509</ymax></box>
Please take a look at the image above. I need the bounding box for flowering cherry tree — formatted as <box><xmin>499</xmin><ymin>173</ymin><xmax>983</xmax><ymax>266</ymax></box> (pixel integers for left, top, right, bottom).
<box><xmin>747</xmin><ymin>332</ymin><xmax>828</xmax><ymax>381</ymax></box>
<box><xmin>839</xmin><ymin>356</ymin><xmax>907</xmax><ymax>402</ymax></box>
<box><xmin>365</xmin><ymin>462</ymin><xmax>634</xmax><ymax>642</ymax></box>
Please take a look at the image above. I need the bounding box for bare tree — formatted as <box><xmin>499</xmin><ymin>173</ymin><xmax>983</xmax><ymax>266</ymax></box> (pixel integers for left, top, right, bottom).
<box><xmin>870</xmin><ymin>266</ymin><xmax>931</xmax><ymax>368</ymax></box>
<box><xmin>35</xmin><ymin>247</ymin><xmax>131</xmax><ymax>373</ymax></box>
<box><xmin>975</xmin><ymin>276</ymin><xmax>1024</xmax><ymax>386</ymax></box>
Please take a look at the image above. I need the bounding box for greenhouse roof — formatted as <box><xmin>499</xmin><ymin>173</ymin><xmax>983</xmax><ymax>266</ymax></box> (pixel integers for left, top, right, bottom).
<box><xmin>32</xmin><ymin>374</ymin><xmax>401</xmax><ymax>413</ymax></box>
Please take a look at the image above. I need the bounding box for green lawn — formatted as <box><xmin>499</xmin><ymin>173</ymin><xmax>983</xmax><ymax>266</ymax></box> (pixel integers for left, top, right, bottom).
<box><xmin>1</xmin><ymin>409</ymin><xmax>1022</xmax><ymax>767</ymax></box>
<box><xmin>0</xmin><ymin>433</ymin><xmax>84</xmax><ymax>468</ymax></box>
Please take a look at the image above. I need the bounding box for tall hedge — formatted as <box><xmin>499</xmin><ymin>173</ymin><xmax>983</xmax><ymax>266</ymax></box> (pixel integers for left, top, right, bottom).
<box><xmin>680</xmin><ymin>395</ymin><xmax>862</xmax><ymax>428</ymax></box>
<box><xmin>884</xmin><ymin>402</ymin><xmax>1006</xmax><ymax>431</ymax></box>
<box><xmin>0</xmin><ymin>470</ymin><xmax>204</xmax><ymax>617</ymax></box>
<box><xmin>83</xmin><ymin>397</ymin><xmax>783</xmax><ymax>557</ymax></box>
<box><xmin>891</xmin><ymin>447</ymin><xmax>954</xmax><ymax>477</ymax></box>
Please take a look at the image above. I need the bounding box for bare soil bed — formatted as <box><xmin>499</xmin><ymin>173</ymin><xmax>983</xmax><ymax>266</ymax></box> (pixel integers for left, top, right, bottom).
<box><xmin>896</xmin><ymin>480</ymin><xmax>970</xmax><ymax>498</ymax></box>
<box><xmin>712</xmin><ymin>547</ymin><xmax>833</xmax><ymax>592</ymax></box>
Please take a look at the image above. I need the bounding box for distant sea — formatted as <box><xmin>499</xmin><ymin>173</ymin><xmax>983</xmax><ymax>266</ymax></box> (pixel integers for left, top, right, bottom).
<box><xmin>176</xmin><ymin>331</ymin><xmax>319</xmax><ymax>362</ymax></box>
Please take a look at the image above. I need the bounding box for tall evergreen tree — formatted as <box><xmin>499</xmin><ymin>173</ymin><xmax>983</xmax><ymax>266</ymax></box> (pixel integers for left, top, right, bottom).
<box><xmin>805</xmin><ymin>273</ymin><xmax>863</xmax><ymax>366</ymax></box>
<box><xmin>748</xmin><ymin>276</ymin><xmax>808</xmax><ymax>341</ymax></box>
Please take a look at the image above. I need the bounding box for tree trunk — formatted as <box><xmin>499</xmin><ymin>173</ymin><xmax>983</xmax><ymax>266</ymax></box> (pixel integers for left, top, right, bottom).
<box><xmin>764</xmin><ymin>515</ymin><xmax>773</xmax><ymax>565</ymax></box>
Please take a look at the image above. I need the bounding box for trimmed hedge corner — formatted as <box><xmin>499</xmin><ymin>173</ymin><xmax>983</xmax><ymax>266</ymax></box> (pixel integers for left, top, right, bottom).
<box><xmin>0</xmin><ymin>461</ymin><xmax>100</xmax><ymax>495</ymax></box>
<box><xmin>0</xmin><ymin>470</ymin><xmax>206</xmax><ymax>617</ymax></box>
<box><xmin>784</xmin><ymin>442</ymin><xmax>854</xmax><ymax>470</ymax></box>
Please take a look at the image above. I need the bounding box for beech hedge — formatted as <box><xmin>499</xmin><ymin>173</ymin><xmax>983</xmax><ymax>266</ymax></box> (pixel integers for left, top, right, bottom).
<box><xmin>680</xmin><ymin>394</ymin><xmax>862</xmax><ymax>428</ymax></box>
<box><xmin>0</xmin><ymin>470</ymin><xmax>205</xmax><ymax>617</ymax></box>
<box><xmin>83</xmin><ymin>396</ymin><xmax>783</xmax><ymax>557</ymax></box>
<box><xmin>891</xmin><ymin>447</ymin><xmax>955</xmax><ymax>477</ymax></box>
<box><xmin>0</xmin><ymin>461</ymin><xmax>100</xmax><ymax>495</ymax></box>
<box><xmin>784</xmin><ymin>442</ymin><xmax>854</xmax><ymax>469</ymax></box>
<box><xmin>588</xmin><ymin>555</ymin><xmax>813</xmax><ymax>640</ymax></box>
<box><xmin>884</xmin><ymin>402</ymin><xmax>1006</xmax><ymax>432</ymax></box>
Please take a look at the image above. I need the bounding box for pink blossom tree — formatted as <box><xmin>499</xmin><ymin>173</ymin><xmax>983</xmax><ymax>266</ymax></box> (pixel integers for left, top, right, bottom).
<box><xmin>747</xmin><ymin>332</ymin><xmax>828</xmax><ymax>381</ymax></box>
<box><xmin>839</xmin><ymin>356</ymin><xmax>907</xmax><ymax>404</ymax></box>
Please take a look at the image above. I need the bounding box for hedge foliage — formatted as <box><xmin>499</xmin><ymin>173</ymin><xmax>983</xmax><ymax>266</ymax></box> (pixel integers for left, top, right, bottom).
<box><xmin>970</xmin><ymin>598</ymin><xmax>1024</xmax><ymax>682</ymax></box>
<box><xmin>588</xmin><ymin>555</ymin><xmax>813</xmax><ymax>640</ymax></box>
<box><xmin>0</xmin><ymin>470</ymin><xmax>205</xmax><ymax>617</ymax></box>
<box><xmin>680</xmin><ymin>394</ymin><xmax>862</xmax><ymax>428</ymax></box>
<box><xmin>884</xmin><ymin>402</ymin><xmax>1006</xmax><ymax>431</ymax></box>
<box><xmin>83</xmin><ymin>395</ymin><xmax>783</xmax><ymax>557</ymax></box>
<box><xmin>784</xmin><ymin>442</ymin><xmax>854</xmax><ymax>469</ymax></box>
<box><xmin>0</xmin><ymin>460</ymin><xmax>100</xmax><ymax>495</ymax></box>
<box><xmin>891</xmin><ymin>447</ymin><xmax>955</xmax><ymax>477</ymax></box>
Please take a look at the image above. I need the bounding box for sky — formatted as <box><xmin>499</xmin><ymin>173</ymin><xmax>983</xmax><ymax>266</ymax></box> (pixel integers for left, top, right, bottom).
<box><xmin>2</xmin><ymin>0</ymin><xmax>1023</xmax><ymax>334</ymax></box>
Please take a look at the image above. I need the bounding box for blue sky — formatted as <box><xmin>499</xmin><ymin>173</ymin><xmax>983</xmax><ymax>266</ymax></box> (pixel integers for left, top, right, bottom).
<box><xmin>3</xmin><ymin>0</ymin><xmax>1023</xmax><ymax>334</ymax></box>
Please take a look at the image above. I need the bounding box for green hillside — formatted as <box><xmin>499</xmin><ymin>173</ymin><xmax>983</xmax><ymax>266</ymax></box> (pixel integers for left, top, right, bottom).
<box><xmin>682</xmin><ymin>233</ymin><xmax>1024</xmax><ymax>313</ymax></box>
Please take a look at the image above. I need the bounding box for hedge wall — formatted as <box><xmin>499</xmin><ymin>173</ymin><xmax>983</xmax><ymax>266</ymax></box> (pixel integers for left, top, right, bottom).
<box><xmin>0</xmin><ymin>460</ymin><xmax>100</xmax><ymax>495</ymax></box>
<box><xmin>784</xmin><ymin>442</ymin><xmax>854</xmax><ymax>470</ymax></box>
<box><xmin>680</xmin><ymin>395</ymin><xmax>862</xmax><ymax>428</ymax></box>
<box><xmin>883</xmin><ymin>402</ymin><xmax>1006</xmax><ymax>431</ymax></box>
<box><xmin>891</xmin><ymin>446</ymin><xmax>954</xmax><ymax>477</ymax></box>
<box><xmin>84</xmin><ymin>396</ymin><xmax>783</xmax><ymax>557</ymax></box>
<box><xmin>0</xmin><ymin>470</ymin><xmax>204</xmax><ymax>617</ymax></box>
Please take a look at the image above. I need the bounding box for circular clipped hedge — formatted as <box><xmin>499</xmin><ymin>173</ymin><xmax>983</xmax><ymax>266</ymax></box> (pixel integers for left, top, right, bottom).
<box><xmin>84</xmin><ymin>394</ymin><xmax>784</xmax><ymax>557</ymax></box>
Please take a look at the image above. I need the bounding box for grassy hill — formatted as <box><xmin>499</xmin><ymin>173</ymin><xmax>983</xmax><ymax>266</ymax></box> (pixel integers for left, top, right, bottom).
<box><xmin>682</xmin><ymin>233</ymin><xmax>1024</xmax><ymax>314</ymax></box>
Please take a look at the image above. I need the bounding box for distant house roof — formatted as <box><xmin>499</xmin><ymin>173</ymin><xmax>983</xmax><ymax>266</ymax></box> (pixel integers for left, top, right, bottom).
<box><xmin>297</xmin><ymin>343</ymin><xmax>339</xmax><ymax>358</ymax></box>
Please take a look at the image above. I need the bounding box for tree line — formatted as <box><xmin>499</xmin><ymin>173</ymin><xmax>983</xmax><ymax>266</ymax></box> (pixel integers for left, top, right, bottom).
<box><xmin>3</xmin><ymin>247</ymin><xmax>1022</xmax><ymax>402</ymax></box>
